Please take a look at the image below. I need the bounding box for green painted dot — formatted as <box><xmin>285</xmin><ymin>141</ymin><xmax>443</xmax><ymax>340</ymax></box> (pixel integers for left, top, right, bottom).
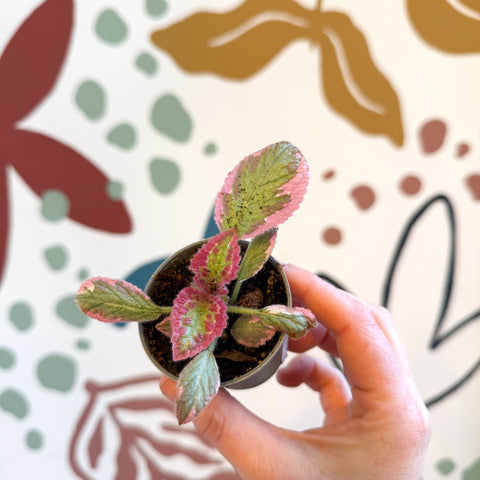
<box><xmin>78</xmin><ymin>268</ymin><xmax>90</xmax><ymax>281</ymax></box>
<box><xmin>146</xmin><ymin>0</ymin><xmax>168</xmax><ymax>17</ymax></box>
<box><xmin>463</xmin><ymin>458</ymin><xmax>480</xmax><ymax>480</ymax></box>
<box><xmin>0</xmin><ymin>347</ymin><xmax>16</xmax><ymax>370</ymax></box>
<box><xmin>41</xmin><ymin>189</ymin><xmax>70</xmax><ymax>222</ymax></box>
<box><xmin>0</xmin><ymin>388</ymin><xmax>29</xmax><ymax>419</ymax></box>
<box><xmin>135</xmin><ymin>52</ymin><xmax>158</xmax><ymax>76</ymax></box>
<box><xmin>26</xmin><ymin>429</ymin><xmax>44</xmax><ymax>450</ymax></box>
<box><xmin>437</xmin><ymin>458</ymin><xmax>456</xmax><ymax>475</ymax></box>
<box><xmin>76</xmin><ymin>338</ymin><xmax>91</xmax><ymax>351</ymax></box>
<box><xmin>56</xmin><ymin>295</ymin><xmax>89</xmax><ymax>329</ymax></box>
<box><xmin>204</xmin><ymin>142</ymin><xmax>217</xmax><ymax>156</ymax></box>
<box><xmin>151</xmin><ymin>94</ymin><xmax>192</xmax><ymax>142</ymax></box>
<box><xmin>75</xmin><ymin>80</ymin><xmax>106</xmax><ymax>120</ymax></box>
<box><xmin>149</xmin><ymin>158</ymin><xmax>181</xmax><ymax>194</ymax></box>
<box><xmin>106</xmin><ymin>180</ymin><xmax>124</xmax><ymax>200</ymax></box>
<box><xmin>9</xmin><ymin>302</ymin><xmax>34</xmax><ymax>332</ymax></box>
<box><xmin>107</xmin><ymin>123</ymin><xmax>136</xmax><ymax>150</ymax></box>
<box><xmin>36</xmin><ymin>353</ymin><xmax>77</xmax><ymax>392</ymax></box>
<box><xmin>44</xmin><ymin>245</ymin><xmax>68</xmax><ymax>271</ymax></box>
<box><xmin>95</xmin><ymin>9</ymin><xmax>128</xmax><ymax>44</ymax></box>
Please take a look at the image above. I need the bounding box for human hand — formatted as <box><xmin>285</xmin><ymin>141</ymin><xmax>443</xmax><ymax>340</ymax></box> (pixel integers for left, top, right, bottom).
<box><xmin>160</xmin><ymin>264</ymin><xmax>431</xmax><ymax>480</ymax></box>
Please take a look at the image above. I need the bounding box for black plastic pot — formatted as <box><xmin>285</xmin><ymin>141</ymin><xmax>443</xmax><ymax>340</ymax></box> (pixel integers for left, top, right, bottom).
<box><xmin>138</xmin><ymin>240</ymin><xmax>290</xmax><ymax>389</ymax></box>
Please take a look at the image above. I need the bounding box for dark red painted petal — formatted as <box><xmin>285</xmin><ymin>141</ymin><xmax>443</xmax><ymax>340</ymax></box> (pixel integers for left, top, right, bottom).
<box><xmin>0</xmin><ymin>165</ymin><xmax>9</xmax><ymax>284</ymax></box>
<box><xmin>0</xmin><ymin>0</ymin><xmax>73</xmax><ymax>126</ymax></box>
<box><xmin>8</xmin><ymin>129</ymin><xmax>132</xmax><ymax>233</ymax></box>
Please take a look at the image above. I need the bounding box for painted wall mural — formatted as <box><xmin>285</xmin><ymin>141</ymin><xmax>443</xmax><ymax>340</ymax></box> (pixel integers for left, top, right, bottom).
<box><xmin>0</xmin><ymin>1</ymin><xmax>479</xmax><ymax>479</ymax></box>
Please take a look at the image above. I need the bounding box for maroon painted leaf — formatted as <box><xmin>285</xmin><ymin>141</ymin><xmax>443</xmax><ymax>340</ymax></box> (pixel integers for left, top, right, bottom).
<box><xmin>88</xmin><ymin>418</ymin><xmax>104</xmax><ymax>469</ymax></box>
<box><xmin>189</xmin><ymin>229</ymin><xmax>241</xmax><ymax>295</ymax></box>
<box><xmin>69</xmin><ymin>376</ymin><xmax>239</xmax><ymax>480</ymax></box>
<box><xmin>0</xmin><ymin>166</ymin><xmax>8</xmax><ymax>284</ymax></box>
<box><xmin>214</xmin><ymin>142</ymin><xmax>309</xmax><ymax>238</ymax></box>
<box><xmin>318</xmin><ymin>11</ymin><xmax>404</xmax><ymax>146</ymax></box>
<box><xmin>7</xmin><ymin>129</ymin><xmax>131</xmax><ymax>232</ymax></box>
<box><xmin>170</xmin><ymin>286</ymin><xmax>227</xmax><ymax>361</ymax></box>
<box><xmin>76</xmin><ymin>277</ymin><xmax>167</xmax><ymax>323</ymax></box>
<box><xmin>176</xmin><ymin>350</ymin><xmax>220</xmax><ymax>424</ymax></box>
<box><xmin>0</xmin><ymin>0</ymin><xmax>73</xmax><ymax>126</ymax></box>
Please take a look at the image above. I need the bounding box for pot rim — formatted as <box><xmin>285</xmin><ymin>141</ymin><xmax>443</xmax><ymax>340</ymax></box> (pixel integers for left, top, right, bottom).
<box><xmin>138</xmin><ymin>239</ymin><xmax>291</xmax><ymax>388</ymax></box>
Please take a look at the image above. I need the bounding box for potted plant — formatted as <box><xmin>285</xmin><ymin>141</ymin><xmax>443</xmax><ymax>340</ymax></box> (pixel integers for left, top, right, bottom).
<box><xmin>76</xmin><ymin>141</ymin><xmax>317</xmax><ymax>424</ymax></box>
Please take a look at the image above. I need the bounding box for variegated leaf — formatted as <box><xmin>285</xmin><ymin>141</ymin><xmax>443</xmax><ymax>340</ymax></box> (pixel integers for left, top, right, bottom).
<box><xmin>189</xmin><ymin>230</ymin><xmax>241</xmax><ymax>295</ymax></box>
<box><xmin>214</xmin><ymin>142</ymin><xmax>309</xmax><ymax>238</ymax></box>
<box><xmin>231</xmin><ymin>314</ymin><xmax>276</xmax><ymax>348</ymax></box>
<box><xmin>236</xmin><ymin>228</ymin><xmax>277</xmax><ymax>284</ymax></box>
<box><xmin>176</xmin><ymin>350</ymin><xmax>220</xmax><ymax>424</ymax></box>
<box><xmin>75</xmin><ymin>278</ymin><xmax>166</xmax><ymax>323</ymax></box>
<box><xmin>170</xmin><ymin>287</ymin><xmax>227</xmax><ymax>361</ymax></box>
<box><xmin>257</xmin><ymin>305</ymin><xmax>317</xmax><ymax>339</ymax></box>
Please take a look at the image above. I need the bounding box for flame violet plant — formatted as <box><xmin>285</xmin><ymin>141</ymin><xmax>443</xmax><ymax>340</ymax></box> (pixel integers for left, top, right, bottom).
<box><xmin>76</xmin><ymin>141</ymin><xmax>317</xmax><ymax>424</ymax></box>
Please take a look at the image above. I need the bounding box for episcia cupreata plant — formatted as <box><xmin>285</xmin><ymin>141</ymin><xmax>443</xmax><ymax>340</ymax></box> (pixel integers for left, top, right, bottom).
<box><xmin>75</xmin><ymin>141</ymin><xmax>317</xmax><ymax>424</ymax></box>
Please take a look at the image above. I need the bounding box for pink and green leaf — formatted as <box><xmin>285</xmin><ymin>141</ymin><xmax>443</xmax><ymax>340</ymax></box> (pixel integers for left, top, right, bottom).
<box><xmin>214</xmin><ymin>141</ymin><xmax>309</xmax><ymax>238</ymax></box>
<box><xmin>175</xmin><ymin>350</ymin><xmax>220</xmax><ymax>424</ymax></box>
<box><xmin>231</xmin><ymin>314</ymin><xmax>276</xmax><ymax>348</ymax></box>
<box><xmin>257</xmin><ymin>305</ymin><xmax>317</xmax><ymax>339</ymax></box>
<box><xmin>170</xmin><ymin>286</ymin><xmax>227</xmax><ymax>361</ymax></box>
<box><xmin>236</xmin><ymin>228</ymin><xmax>277</xmax><ymax>284</ymax></box>
<box><xmin>75</xmin><ymin>277</ymin><xmax>167</xmax><ymax>323</ymax></box>
<box><xmin>189</xmin><ymin>229</ymin><xmax>240</xmax><ymax>295</ymax></box>
<box><xmin>155</xmin><ymin>316</ymin><xmax>172</xmax><ymax>337</ymax></box>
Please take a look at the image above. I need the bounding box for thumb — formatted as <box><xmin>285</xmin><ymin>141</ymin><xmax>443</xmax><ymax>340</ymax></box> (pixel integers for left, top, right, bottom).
<box><xmin>160</xmin><ymin>376</ymin><xmax>296</xmax><ymax>479</ymax></box>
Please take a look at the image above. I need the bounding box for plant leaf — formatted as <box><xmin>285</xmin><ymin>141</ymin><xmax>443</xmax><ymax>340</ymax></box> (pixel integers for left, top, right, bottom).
<box><xmin>231</xmin><ymin>314</ymin><xmax>276</xmax><ymax>348</ymax></box>
<box><xmin>155</xmin><ymin>316</ymin><xmax>172</xmax><ymax>338</ymax></box>
<box><xmin>257</xmin><ymin>305</ymin><xmax>317</xmax><ymax>339</ymax></box>
<box><xmin>214</xmin><ymin>141</ymin><xmax>309</xmax><ymax>238</ymax></box>
<box><xmin>0</xmin><ymin>0</ymin><xmax>73</xmax><ymax>125</ymax></box>
<box><xmin>176</xmin><ymin>350</ymin><xmax>220</xmax><ymax>424</ymax></box>
<box><xmin>236</xmin><ymin>228</ymin><xmax>278</xmax><ymax>284</ymax></box>
<box><xmin>407</xmin><ymin>0</ymin><xmax>480</xmax><ymax>53</ymax></box>
<box><xmin>8</xmin><ymin>129</ymin><xmax>132</xmax><ymax>233</ymax></box>
<box><xmin>318</xmin><ymin>11</ymin><xmax>404</xmax><ymax>146</ymax></box>
<box><xmin>75</xmin><ymin>277</ymin><xmax>165</xmax><ymax>323</ymax></box>
<box><xmin>189</xmin><ymin>230</ymin><xmax>241</xmax><ymax>295</ymax></box>
<box><xmin>170</xmin><ymin>287</ymin><xmax>227</xmax><ymax>361</ymax></box>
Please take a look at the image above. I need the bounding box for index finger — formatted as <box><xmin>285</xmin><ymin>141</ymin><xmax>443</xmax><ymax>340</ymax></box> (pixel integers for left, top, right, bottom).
<box><xmin>283</xmin><ymin>264</ymin><xmax>404</xmax><ymax>397</ymax></box>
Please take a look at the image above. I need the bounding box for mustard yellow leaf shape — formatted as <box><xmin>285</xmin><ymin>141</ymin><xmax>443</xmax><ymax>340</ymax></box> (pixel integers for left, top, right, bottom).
<box><xmin>317</xmin><ymin>11</ymin><xmax>404</xmax><ymax>146</ymax></box>
<box><xmin>150</xmin><ymin>0</ymin><xmax>309</xmax><ymax>79</ymax></box>
<box><xmin>407</xmin><ymin>0</ymin><xmax>480</xmax><ymax>53</ymax></box>
<box><xmin>458</xmin><ymin>0</ymin><xmax>480</xmax><ymax>14</ymax></box>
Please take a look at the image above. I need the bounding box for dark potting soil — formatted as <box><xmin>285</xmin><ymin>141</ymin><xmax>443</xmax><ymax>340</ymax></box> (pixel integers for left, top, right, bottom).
<box><xmin>139</xmin><ymin>242</ymin><xmax>288</xmax><ymax>383</ymax></box>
